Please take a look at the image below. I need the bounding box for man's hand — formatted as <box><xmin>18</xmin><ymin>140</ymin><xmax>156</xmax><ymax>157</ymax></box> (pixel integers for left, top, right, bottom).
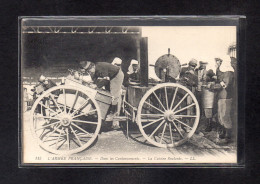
<box><xmin>220</xmin><ymin>81</ymin><xmax>227</xmax><ymax>89</ymax></box>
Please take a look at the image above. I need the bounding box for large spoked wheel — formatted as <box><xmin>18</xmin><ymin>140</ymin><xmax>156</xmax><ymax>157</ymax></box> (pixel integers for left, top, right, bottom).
<box><xmin>137</xmin><ymin>83</ymin><xmax>200</xmax><ymax>148</ymax></box>
<box><xmin>30</xmin><ymin>85</ymin><xmax>102</xmax><ymax>155</ymax></box>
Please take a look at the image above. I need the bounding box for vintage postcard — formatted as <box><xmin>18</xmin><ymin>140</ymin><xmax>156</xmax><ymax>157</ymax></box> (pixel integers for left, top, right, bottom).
<box><xmin>20</xmin><ymin>17</ymin><xmax>242</xmax><ymax>166</ymax></box>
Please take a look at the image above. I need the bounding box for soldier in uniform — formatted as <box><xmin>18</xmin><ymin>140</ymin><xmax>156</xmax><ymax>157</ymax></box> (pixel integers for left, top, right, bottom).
<box><xmin>203</xmin><ymin>69</ymin><xmax>217</xmax><ymax>132</ymax></box>
<box><xmin>207</xmin><ymin>55</ymin><xmax>234</xmax><ymax>144</ymax></box>
<box><xmin>179</xmin><ymin>59</ymin><xmax>198</xmax><ymax>132</ymax></box>
<box><xmin>180</xmin><ymin>58</ymin><xmax>197</xmax><ymax>76</ymax></box>
<box><xmin>195</xmin><ymin>61</ymin><xmax>208</xmax><ymax>90</ymax></box>
<box><xmin>111</xmin><ymin>57</ymin><xmax>125</xmax><ymax>129</ymax></box>
<box><xmin>127</xmin><ymin>59</ymin><xmax>140</xmax><ymax>82</ymax></box>
<box><xmin>179</xmin><ymin>58</ymin><xmax>198</xmax><ymax>92</ymax></box>
<box><xmin>215</xmin><ymin>57</ymin><xmax>223</xmax><ymax>78</ymax></box>
<box><xmin>77</xmin><ymin>61</ymin><xmax>125</xmax><ymax>122</ymax></box>
<box><xmin>195</xmin><ymin>61</ymin><xmax>208</xmax><ymax>116</ymax></box>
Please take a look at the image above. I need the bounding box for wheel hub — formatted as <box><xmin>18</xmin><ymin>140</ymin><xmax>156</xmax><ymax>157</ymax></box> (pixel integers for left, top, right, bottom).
<box><xmin>164</xmin><ymin>110</ymin><xmax>175</xmax><ymax>122</ymax></box>
<box><xmin>60</xmin><ymin>115</ymin><xmax>72</xmax><ymax>127</ymax></box>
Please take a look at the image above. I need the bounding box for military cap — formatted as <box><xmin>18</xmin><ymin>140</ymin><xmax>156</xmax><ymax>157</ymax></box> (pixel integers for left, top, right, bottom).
<box><xmin>188</xmin><ymin>58</ymin><xmax>198</xmax><ymax>66</ymax></box>
<box><xmin>39</xmin><ymin>75</ymin><xmax>46</xmax><ymax>82</ymax></box>
<box><xmin>214</xmin><ymin>58</ymin><xmax>223</xmax><ymax>62</ymax></box>
<box><xmin>79</xmin><ymin>61</ymin><xmax>92</xmax><ymax>69</ymax></box>
<box><xmin>199</xmin><ymin>61</ymin><xmax>208</xmax><ymax>65</ymax></box>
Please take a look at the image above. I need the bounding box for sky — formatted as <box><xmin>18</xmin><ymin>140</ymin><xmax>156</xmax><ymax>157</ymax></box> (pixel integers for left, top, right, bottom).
<box><xmin>142</xmin><ymin>26</ymin><xmax>236</xmax><ymax>79</ymax></box>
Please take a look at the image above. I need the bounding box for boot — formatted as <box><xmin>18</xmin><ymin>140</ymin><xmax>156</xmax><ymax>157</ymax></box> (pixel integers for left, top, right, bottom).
<box><xmin>216</xmin><ymin>126</ymin><xmax>231</xmax><ymax>145</ymax></box>
<box><xmin>106</xmin><ymin>105</ymin><xmax>118</xmax><ymax>121</ymax></box>
<box><xmin>218</xmin><ymin>125</ymin><xmax>226</xmax><ymax>139</ymax></box>
<box><xmin>204</xmin><ymin>119</ymin><xmax>212</xmax><ymax>132</ymax></box>
<box><xmin>225</xmin><ymin>128</ymin><xmax>232</xmax><ymax>142</ymax></box>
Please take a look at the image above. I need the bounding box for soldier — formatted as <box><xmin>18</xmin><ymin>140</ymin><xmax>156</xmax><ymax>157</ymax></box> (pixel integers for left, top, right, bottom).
<box><xmin>194</xmin><ymin>61</ymin><xmax>208</xmax><ymax>116</ymax></box>
<box><xmin>38</xmin><ymin>75</ymin><xmax>57</xmax><ymax>90</ymax></box>
<box><xmin>195</xmin><ymin>61</ymin><xmax>208</xmax><ymax>91</ymax></box>
<box><xmin>203</xmin><ymin>69</ymin><xmax>217</xmax><ymax>132</ymax></box>
<box><xmin>179</xmin><ymin>58</ymin><xmax>198</xmax><ymax>92</ymax></box>
<box><xmin>127</xmin><ymin>59</ymin><xmax>140</xmax><ymax>82</ymax></box>
<box><xmin>180</xmin><ymin>58</ymin><xmax>198</xmax><ymax>76</ymax></box>
<box><xmin>207</xmin><ymin>55</ymin><xmax>234</xmax><ymax>144</ymax></box>
<box><xmin>215</xmin><ymin>57</ymin><xmax>223</xmax><ymax>79</ymax></box>
<box><xmin>77</xmin><ymin>61</ymin><xmax>124</xmax><ymax>122</ymax></box>
<box><xmin>111</xmin><ymin>57</ymin><xmax>125</xmax><ymax>129</ymax></box>
<box><xmin>179</xmin><ymin>59</ymin><xmax>198</xmax><ymax>132</ymax></box>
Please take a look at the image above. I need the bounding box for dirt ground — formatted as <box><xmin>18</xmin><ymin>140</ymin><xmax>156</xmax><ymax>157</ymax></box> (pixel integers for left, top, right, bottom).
<box><xmin>22</xmin><ymin>111</ymin><xmax>237</xmax><ymax>164</ymax></box>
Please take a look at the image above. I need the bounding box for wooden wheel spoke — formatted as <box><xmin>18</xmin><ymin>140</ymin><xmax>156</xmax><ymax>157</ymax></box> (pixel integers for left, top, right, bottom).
<box><xmin>152</xmin><ymin>91</ymin><xmax>166</xmax><ymax>111</ymax></box>
<box><xmin>170</xmin><ymin>87</ymin><xmax>178</xmax><ymax>110</ymax></box>
<box><xmin>71</xmin><ymin>98</ymin><xmax>90</xmax><ymax>116</ymax></box>
<box><xmin>57</xmin><ymin>139</ymin><xmax>66</xmax><ymax>150</ymax></box>
<box><xmin>39</xmin><ymin>102</ymin><xmax>57</xmax><ymax>114</ymax></box>
<box><xmin>175</xmin><ymin>115</ymin><xmax>197</xmax><ymax>118</ymax></box>
<box><xmin>142</xmin><ymin>117</ymin><xmax>164</xmax><ymax>128</ymax></box>
<box><xmin>39</xmin><ymin>128</ymin><xmax>47</xmax><ymax>139</ymax></box>
<box><xmin>172</xmin><ymin>93</ymin><xmax>189</xmax><ymax>111</ymax></box>
<box><xmin>49</xmin><ymin>94</ymin><xmax>63</xmax><ymax>113</ymax></box>
<box><xmin>71</xmin><ymin>122</ymin><xmax>92</xmax><ymax>136</ymax></box>
<box><xmin>72</xmin><ymin>109</ymin><xmax>97</xmax><ymax>119</ymax></box>
<box><xmin>144</xmin><ymin>101</ymin><xmax>164</xmax><ymax>114</ymax></box>
<box><xmin>66</xmin><ymin>128</ymin><xmax>70</xmax><ymax>150</ymax></box>
<box><xmin>77</xmin><ymin>134</ymin><xmax>92</xmax><ymax>138</ymax></box>
<box><xmin>159</xmin><ymin>123</ymin><xmax>167</xmax><ymax>143</ymax></box>
<box><xmin>171</xmin><ymin>121</ymin><xmax>184</xmax><ymax>138</ymax></box>
<box><xmin>69</xmin><ymin>90</ymin><xmax>79</xmax><ymax>114</ymax></box>
<box><xmin>70</xmin><ymin>125</ymin><xmax>83</xmax><ymax>147</ymax></box>
<box><xmin>43</xmin><ymin>124</ymin><xmax>62</xmax><ymax>142</ymax></box>
<box><xmin>78</xmin><ymin>139</ymin><xmax>88</xmax><ymax>143</ymax></box>
<box><xmin>33</xmin><ymin>115</ymin><xmax>60</xmax><ymax>120</ymax></box>
<box><xmin>174</xmin><ymin>118</ymin><xmax>192</xmax><ymax>129</ymax></box>
<box><xmin>174</xmin><ymin>103</ymin><xmax>195</xmax><ymax>114</ymax></box>
<box><xmin>49</xmin><ymin>138</ymin><xmax>65</xmax><ymax>147</ymax></box>
<box><xmin>149</xmin><ymin>120</ymin><xmax>165</xmax><ymax>138</ymax></box>
<box><xmin>169</xmin><ymin>123</ymin><xmax>173</xmax><ymax>144</ymax></box>
<box><xmin>49</xmin><ymin>110</ymin><xmax>63</xmax><ymax>118</ymax></box>
<box><xmin>164</xmin><ymin>87</ymin><xmax>169</xmax><ymax>110</ymax></box>
<box><xmin>43</xmin><ymin>138</ymin><xmax>60</xmax><ymax>142</ymax></box>
<box><xmin>63</xmin><ymin>88</ymin><xmax>67</xmax><ymax>114</ymax></box>
<box><xmin>140</xmin><ymin>114</ymin><xmax>164</xmax><ymax>121</ymax></box>
<box><xmin>71</xmin><ymin>138</ymin><xmax>81</xmax><ymax>147</ymax></box>
<box><xmin>55</xmin><ymin>127</ymin><xmax>64</xmax><ymax>149</ymax></box>
<box><xmin>36</xmin><ymin>120</ymin><xmax>61</xmax><ymax>131</ymax></box>
<box><xmin>141</xmin><ymin>114</ymin><xmax>164</xmax><ymax>117</ymax></box>
<box><xmin>72</xmin><ymin>119</ymin><xmax>98</xmax><ymax>125</ymax></box>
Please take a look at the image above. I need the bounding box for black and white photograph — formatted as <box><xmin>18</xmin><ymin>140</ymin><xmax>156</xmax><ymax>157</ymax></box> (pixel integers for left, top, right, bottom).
<box><xmin>20</xmin><ymin>17</ymin><xmax>240</xmax><ymax>165</ymax></box>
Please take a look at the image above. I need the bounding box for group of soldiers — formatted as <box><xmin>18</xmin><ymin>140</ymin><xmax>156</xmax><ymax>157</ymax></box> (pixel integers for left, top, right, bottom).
<box><xmin>74</xmin><ymin>56</ymin><xmax>237</xmax><ymax>144</ymax></box>
<box><xmin>31</xmin><ymin>53</ymin><xmax>237</xmax><ymax>144</ymax></box>
<box><xmin>180</xmin><ymin>56</ymin><xmax>237</xmax><ymax>144</ymax></box>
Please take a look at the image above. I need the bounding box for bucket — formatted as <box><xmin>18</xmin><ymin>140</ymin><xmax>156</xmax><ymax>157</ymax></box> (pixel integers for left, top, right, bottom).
<box><xmin>202</xmin><ymin>85</ymin><xmax>215</xmax><ymax>108</ymax></box>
